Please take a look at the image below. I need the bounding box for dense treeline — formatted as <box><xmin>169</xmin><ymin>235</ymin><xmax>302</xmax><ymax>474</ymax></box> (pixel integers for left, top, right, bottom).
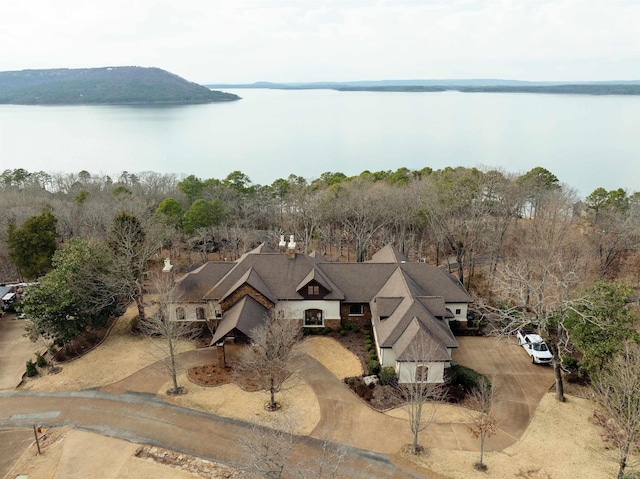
<box><xmin>2</xmin><ymin>165</ymin><xmax>639</xmax><ymax>287</ymax></box>
<box><xmin>0</xmin><ymin>67</ymin><xmax>240</xmax><ymax>105</ymax></box>
<box><xmin>3</xmin><ymin>166</ymin><xmax>640</xmax><ymax>390</ymax></box>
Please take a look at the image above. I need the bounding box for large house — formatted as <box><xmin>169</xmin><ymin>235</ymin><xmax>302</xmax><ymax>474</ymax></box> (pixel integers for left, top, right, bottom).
<box><xmin>170</xmin><ymin>238</ymin><xmax>472</xmax><ymax>383</ymax></box>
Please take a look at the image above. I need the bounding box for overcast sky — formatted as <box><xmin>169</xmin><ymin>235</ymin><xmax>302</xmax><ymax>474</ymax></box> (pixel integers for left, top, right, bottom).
<box><xmin>2</xmin><ymin>0</ymin><xmax>639</xmax><ymax>84</ymax></box>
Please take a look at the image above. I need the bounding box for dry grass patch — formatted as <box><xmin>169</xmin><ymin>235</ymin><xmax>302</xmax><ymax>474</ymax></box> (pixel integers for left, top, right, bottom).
<box><xmin>162</xmin><ymin>373</ymin><xmax>321</xmax><ymax>435</ymax></box>
<box><xmin>405</xmin><ymin>393</ymin><xmax>621</xmax><ymax>479</ymax></box>
<box><xmin>20</xmin><ymin>304</ymin><xmax>195</xmax><ymax>392</ymax></box>
<box><xmin>299</xmin><ymin>336</ymin><xmax>363</xmax><ymax>379</ymax></box>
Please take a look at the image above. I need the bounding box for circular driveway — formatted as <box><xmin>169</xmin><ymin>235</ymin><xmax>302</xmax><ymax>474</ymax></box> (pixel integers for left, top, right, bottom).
<box><xmin>451</xmin><ymin>335</ymin><xmax>555</xmax><ymax>450</ymax></box>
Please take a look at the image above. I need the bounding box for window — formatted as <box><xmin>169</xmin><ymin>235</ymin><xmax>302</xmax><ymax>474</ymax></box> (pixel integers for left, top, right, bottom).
<box><xmin>348</xmin><ymin>304</ymin><xmax>364</xmax><ymax>316</ymax></box>
<box><xmin>196</xmin><ymin>307</ymin><xmax>206</xmax><ymax>320</ymax></box>
<box><xmin>455</xmin><ymin>308</ymin><xmax>462</xmax><ymax>315</ymax></box>
<box><xmin>304</xmin><ymin>309</ymin><xmax>324</xmax><ymax>327</ymax></box>
<box><xmin>176</xmin><ymin>307</ymin><xmax>186</xmax><ymax>320</ymax></box>
<box><xmin>215</xmin><ymin>310</ymin><xmax>223</xmax><ymax>319</ymax></box>
<box><xmin>307</xmin><ymin>285</ymin><xmax>320</xmax><ymax>296</ymax></box>
<box><xmin>415</xmin><ymin>364</ymin><xmax>429</xmax><ymax>382</ymax></box>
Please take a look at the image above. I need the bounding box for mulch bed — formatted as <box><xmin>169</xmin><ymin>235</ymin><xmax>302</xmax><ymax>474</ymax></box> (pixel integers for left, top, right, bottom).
<box><xmin>53</xmin><ymin>318</ymin><xmax>116</xmax><ymax>363</ymax></box>
<box><xmin>187</xmin><ymin>363</ymin><xmax>234</xmax><ymax>387</ymax></box>
<box><xmin>325</xmin><ymin>327</ymin><xmax>405</xmax><ymax>411</ymax></box>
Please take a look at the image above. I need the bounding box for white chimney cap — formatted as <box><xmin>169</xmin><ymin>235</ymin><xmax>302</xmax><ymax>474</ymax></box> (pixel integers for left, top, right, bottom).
<box><xmin>162</xmin><ymin>258</ymin><xmax>173</xmax><ymax>272</ymax></box>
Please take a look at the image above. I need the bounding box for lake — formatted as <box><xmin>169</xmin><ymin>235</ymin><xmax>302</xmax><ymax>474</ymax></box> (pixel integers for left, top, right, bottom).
<box><xmin>1</xmin><ymin>88</ymin><xmax>639</xmax><ymax>198</ymax></box>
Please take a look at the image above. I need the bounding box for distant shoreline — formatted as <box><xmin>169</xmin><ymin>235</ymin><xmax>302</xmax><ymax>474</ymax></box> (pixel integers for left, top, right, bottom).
<box><xmin>207</xmin><ymin>80</ymin><xmax>640</xmax><ymax>96</ymax></box>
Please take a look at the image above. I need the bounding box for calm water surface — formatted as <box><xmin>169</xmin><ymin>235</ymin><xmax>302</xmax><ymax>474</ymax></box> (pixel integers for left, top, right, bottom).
<box><xmin>0</xmin><ymin>88</ymin><xmax>639</xmax><ymax>197</ymax></box>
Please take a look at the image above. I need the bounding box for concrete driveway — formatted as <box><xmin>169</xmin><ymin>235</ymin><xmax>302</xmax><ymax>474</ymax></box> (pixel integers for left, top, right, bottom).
<box><xmin>452</xmin><ymin>335</ymin><xmax>555</xmax><ymax>449</ymax></box>
<box><xmin>0</xmin><ymin>324</ymin><xmax>555</xmax><ymax>477</ymax></box>
<box><xmin>0</xmin><ymin>314</ymin><xmax>35</xmax><ymax>390</ymax></box>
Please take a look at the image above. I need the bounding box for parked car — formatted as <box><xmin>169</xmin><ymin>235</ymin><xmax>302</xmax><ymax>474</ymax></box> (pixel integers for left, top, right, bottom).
<box><xmin>516</xmin><ymin>329</ymin><xmax>553</xmax><ymax>364</ymax></box>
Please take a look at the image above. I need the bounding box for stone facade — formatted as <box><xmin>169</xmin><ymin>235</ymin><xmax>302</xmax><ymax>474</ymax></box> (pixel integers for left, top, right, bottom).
<box><xmin>339</xmin><ymin>303</ymin><xmax>372</xmax><ymax>329</ymax></box>
<box><xmin>220</xmin><ymin>284</ymin><xmax>274</xmax><ymax>312</ymax></box>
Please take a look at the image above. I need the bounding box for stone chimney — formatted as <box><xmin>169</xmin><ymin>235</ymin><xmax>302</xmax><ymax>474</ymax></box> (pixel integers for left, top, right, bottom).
<box><xmin>278</xmin><ymin>234</ymin><xmax>287</xmax><ymax>253</ymax></box>
<box><xmin>287</xmin><ymin>234</ymin><xmax>296</xmax><ymax>259</ymax></box>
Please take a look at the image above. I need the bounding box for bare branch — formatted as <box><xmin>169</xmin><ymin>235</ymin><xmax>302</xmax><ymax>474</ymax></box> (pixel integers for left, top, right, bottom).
<box><xmin>235</xmin><ymin>314</ymin><xmax>303</xmax><ymax>411</ymax></box>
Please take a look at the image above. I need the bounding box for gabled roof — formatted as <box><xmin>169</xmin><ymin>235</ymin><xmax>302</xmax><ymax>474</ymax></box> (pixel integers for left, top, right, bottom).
<box><xmin>368</xmin><ymin>244</ymin><xmax>409</xmax><ymax>263</ymax></box>
<box><xmin>371</xmin><ymin>267</ymin><xmax>458</xmax><ymax>352</ymax></box>
<box><xmin>209</xmin><ymin>296</ymin><xmax>268</xmax><ymax>345</ymax></box>
<box><xmin>400</xmin><ymin>264</ymin><xmax>471</xmax><ymax>303</ymax></box>
<box><xmin>376</xmin><ymin>298</ymin><xmax>458</xmax><ymax>350</ymax></box>
<box><xmin>220</xmin><ymin>266</ymin><xmax>277</xmax><ymax>304</ymax></box>
<box><xmin>175</xmin><ymin>244</ymin><xmax>468</xmax><ymax>364</ymax></box>
<box><xmin>295</xmin><ymin>267</ymin><xmax>335</xmax><ymax>294</ymax></box>
<box><xmin>203</xmin><ymin>252</ymin><xmax>345</xmax><ymax>301</ymax></box>
<box><xmin>394</xmin><ymin>319</ymin><xmax>450</xmax><ymax>362</ymax></box>
<box><xmin>317</xmin><ymin>263</ymin><xmax>471</xmax><ymax>304</ymax></box>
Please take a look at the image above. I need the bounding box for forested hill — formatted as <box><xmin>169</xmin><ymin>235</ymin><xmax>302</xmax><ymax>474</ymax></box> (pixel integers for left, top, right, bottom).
<box><xmin>0</xmin><ymin>67</ymin><xmax>240</xmax><ymax>105</ymax></box>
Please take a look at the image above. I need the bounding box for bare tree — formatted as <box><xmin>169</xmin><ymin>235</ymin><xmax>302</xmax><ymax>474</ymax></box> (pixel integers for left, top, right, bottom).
<box><xmin>395</xmin><ymin>333</ymin><xmax>447</xmax><ymax>454</ymax></box>
<box><xmin>236</xmin><ymin>314</ymin><xmax>303</xmax><ymax>411</ymax></box>
<box><xmin>240</xmin><ymin>417</ymin><xmax>365</xmax><ymax>479</ymax></box>
<box><xmin>331</xmin><ymin>179</ymin><xmax>391</xmax><ymax>262</ymax></box>
<box><xmin>467</xmin><ymin>378</ymin><xmax>498</xmax><ymax>471</ymax></box>
<box><xmin>479</xmin><ymin>189</ymin><xmax>586</xmax><ymax>402</ymax></box>
<box><xmin>242</xmin><ymin>420</ymin><xmax>295</xmax><ymax>479</ymax></box>
<box><xmin>592</xmin><ymin>342</ymin><xmax>640</xmax><ymax>479</ymax></box>
<box><xmin>138</xmin><ymin>270</ymin><xmax>199</xmax><ymax>395</ymax></box>
<box><xmin>107</xmin><ymin>212</ymin><xmax>160</xmax><ymax>320</ymax></box>
<box><xmin>417</xmin><ymin>167</ymin><xmax>492</xmax><ymax>287</ymax></box>
<box><xmin>297</xmin><ymin>441</ymin><xmax>348</xmax><ymax>479</ymax></box>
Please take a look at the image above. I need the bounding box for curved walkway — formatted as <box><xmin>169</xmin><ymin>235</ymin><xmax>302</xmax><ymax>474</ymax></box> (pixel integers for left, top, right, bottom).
<box><xmin>300</xmin><ymin>335</ymin><xmax>554</xmax><ymax>454</ymax></box>
<box><xmin>101</xmin><ymin>347</ymin><xmax>218</xmax><ymax>395</ymax></box>
<box><xmin>0</xmin><ymin>330</ymin><xmax>554</xmax><ymax>478</ymax></box>
<box><xmin>452</xmin><ymin>336</ymin><xmax>555</xmax><ymax>449</ymax></box>
<box><xmin>96</xmin><ymin>336</ymin><xmax>554</xmax><ymax>456</ymax></box>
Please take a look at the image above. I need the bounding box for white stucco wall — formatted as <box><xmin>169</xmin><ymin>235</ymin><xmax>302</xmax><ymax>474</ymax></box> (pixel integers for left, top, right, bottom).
<box><xmin>396</xmin><ymin>361</ymin><xmax>445</xmax><ymax>384</ymax></box>
<box><xmin>275</xmin><ymin>300</ymin><xmax>341</xmax><ymax>326</ymax></box>
<box><xmin>378</xmin><ymin>346</ymin><xmax>395</xmax><ymax>367</ymax></box>
<box><xmin>168</xmin><ymin>302</ymin><xmax>211</xmax><ymax>322</ymax></box>
<box><xmin>446</xmin><ymin>302</ymin><xmax>468</xmax><ymax>323</ymax></box>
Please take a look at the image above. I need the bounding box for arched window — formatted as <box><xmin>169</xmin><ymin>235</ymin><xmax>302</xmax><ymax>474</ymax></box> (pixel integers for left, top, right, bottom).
<box><xmin>304</xmin><ymin>309</ymin><xmax>323</xmax><ymax>327</ymax></box>
<box><xmin>176</xmin><ymin>307</ymin><xmax>186</xmax><ymax>320</ymax></box>
<box><xmin>415</xmin><ymin>365</ymin><xmax>429</xmax><ymax>382</ymax></box>
<box><xmin>196</xmin><ymin>307</ymin><xmax>206</xmax><ymax>320</ymax></box>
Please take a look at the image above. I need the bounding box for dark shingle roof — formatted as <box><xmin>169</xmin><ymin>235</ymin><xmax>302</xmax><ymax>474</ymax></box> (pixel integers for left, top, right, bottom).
<box><xmin>178</xmin><ymin>245</ymin><xmax>468</xmax><ymax>360</ymax></box>
<box><xmin>203</xmin><ymin>253</ymin><xmax>344</xmax><ymax>301</ymax></box>
<box><xmin>374</xmin><ymin>297</ymin><xmax>404</xmax><ymax>318</ymax></box>
<box><xmin>394</xmin><ymin>320</ymin><xmax>450</xmax><ymax>362</ymax></box>
<box><xmin>173</xmin><ymin>262</ymin><xmax>235</xmax><ymax>302</ymax></box>
<box><xmin>317</xmin><ymin>263</ymin><xmax>471</xmax><ymax>304</ymax></box>
<box><xmin>209</xmin><ymin>296</ymin><xmax>268</xmax><ymax>345</ymax></box>
<box><xmin>295</xmin><ymin>267</ymin><xmax>340</xmax><ymax>296</ymax></box>
<box><xmin>368</xmin><ymin>244</ymin><xmax>409</xmax><ymax>263</ymax></box>
<box><xmin>220</xmin><ymin>266</ymin><xmax>277</xmax><ymax>304</ymax></box>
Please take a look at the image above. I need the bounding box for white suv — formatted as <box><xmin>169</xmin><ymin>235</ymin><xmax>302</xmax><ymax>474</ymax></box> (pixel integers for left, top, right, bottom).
<box><xmin>516</xmin><ymin>329</ymin><xmax>553</xmax><ymax>364</ymax></box>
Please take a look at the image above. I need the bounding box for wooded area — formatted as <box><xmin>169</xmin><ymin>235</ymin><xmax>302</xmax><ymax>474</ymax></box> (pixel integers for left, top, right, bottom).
<box><xmin>2</xmin><ymin>165</ymin><xmax>639</xmax><ymax>389</ymax></box>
